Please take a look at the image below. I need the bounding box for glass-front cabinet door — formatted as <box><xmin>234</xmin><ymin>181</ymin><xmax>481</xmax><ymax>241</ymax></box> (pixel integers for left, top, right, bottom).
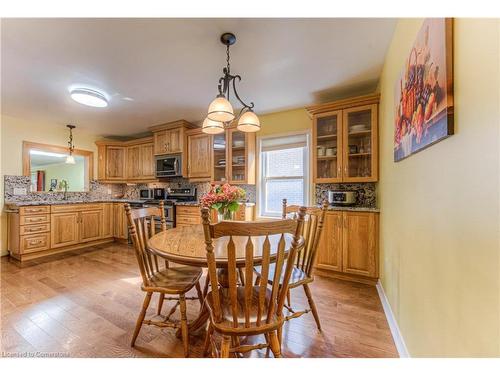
<box><xmin>228</xmin><ymin>129</ymin><xmax>247</xmax><ymax>184</ymax></box>
<box><xmin>313</xmin><ymin>110</ymin><xmax>343</xmax><ymax>183</ymax></box>
<box><xmin>212</xmin><ymin>132</ymin><xmax>228</xmax><ymax>183</ymax></box>
<box><xmin>342</xmin><ymin>104</ymin><xmax>378</xmax><ymax>182</ymax></box>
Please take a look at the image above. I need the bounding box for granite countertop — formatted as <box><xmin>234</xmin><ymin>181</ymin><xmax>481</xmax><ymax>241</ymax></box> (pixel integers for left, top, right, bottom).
<box><xmin>327</xmin><ymin>205</ymin><xmax>379</xmax><ymax>213</ymax></box>
<box><xmin>175</xmin><ymin>201</ymin><xmax>256</xmax><ymax>207</ymax></box>
<box><xmin>5</xmin><ymin>199</ymin><xmax>147</xmax><ymax>207</ymax></box>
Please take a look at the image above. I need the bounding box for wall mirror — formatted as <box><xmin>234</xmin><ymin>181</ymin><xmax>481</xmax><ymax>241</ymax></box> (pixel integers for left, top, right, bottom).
<box><xmin>23</xmin><ymin>141</ymin><xmax>94</xmax><ymax>192</ymax></box>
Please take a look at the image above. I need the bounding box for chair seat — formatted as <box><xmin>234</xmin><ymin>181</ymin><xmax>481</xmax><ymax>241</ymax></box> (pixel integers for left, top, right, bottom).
<box><xmin>206</xmin><ymin>286</ymin><xmax>281</xmax><ymax>334</ymax></box>
<box><xmin>143</xmin><ymin>265</ymin><xmax>202</xmax><ymax>294</ymax></box>
<box><xmin>254</xmin><ymin>263</ymin><xmax>312</xmax><ymax>287</ymax></box>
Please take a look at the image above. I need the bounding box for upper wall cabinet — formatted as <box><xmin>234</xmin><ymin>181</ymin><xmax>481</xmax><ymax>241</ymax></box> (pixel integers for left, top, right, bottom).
<box><xmin>96</xmin><ymin>137</ymin><xmax>156</xmax><ymax>183</ymax></box>
<box><xmin>185</xmin><ymin>125</ymin><xmax>256</xmax><ymax>184</ymax></box>
<box><xmin>150</xmin><ymin>120</ymin><xmax>197</xmax><ymax>156</ymax></box>
<box><xmin>307</xmin><ymin>94</ymin><xmax>379</xmax><ymax>183</ymax></box>
<box><xmin>186</xmin><ymin>129</ymin><xmax>212</xmax><ymax>181</ymax></box>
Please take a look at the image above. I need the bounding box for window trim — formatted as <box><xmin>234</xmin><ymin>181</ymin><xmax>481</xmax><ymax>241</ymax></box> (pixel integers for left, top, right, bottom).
<box><xmin>256</xmin><ymin>130</ymin><xmax>311</xmax><ymax>218</ymax></box>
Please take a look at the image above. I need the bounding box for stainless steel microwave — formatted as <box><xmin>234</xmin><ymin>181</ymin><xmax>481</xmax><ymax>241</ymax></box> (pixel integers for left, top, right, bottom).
<box><xmin>155</xmin><ymin>154</ymin><xmax>182</xmax><ymax>178</ymax></box>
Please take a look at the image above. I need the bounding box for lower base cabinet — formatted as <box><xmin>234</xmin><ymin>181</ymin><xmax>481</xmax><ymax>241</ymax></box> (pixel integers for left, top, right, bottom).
<box><xmin>316</xmin><ymin>211</ymin><xmax>379</xmax><ymax>283</ymax></box>
<box><xmin>8</xmin><ymin>203</ymin><xmax>117</xmax><ymax>262</ymax></box>
<box><xmin>51</xmin><ymin>212</ymin><xmax>80</xmax><ymax>249</ymax></box>
<box><xmin>113</xmin><ymin>203</ymin><xmax>128</xmax><ymax>239</ymax></box>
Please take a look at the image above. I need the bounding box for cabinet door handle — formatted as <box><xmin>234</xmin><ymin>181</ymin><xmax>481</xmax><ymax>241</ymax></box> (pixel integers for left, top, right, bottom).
<box><xmin>344</xmin><ymin>166</ymin><xmax>348</xmax><ymax>176</ymax></box>
<box><xmin>337</xmin><ymin>165</ymin><xmax>341</xmax><ymax>177</ymax></box>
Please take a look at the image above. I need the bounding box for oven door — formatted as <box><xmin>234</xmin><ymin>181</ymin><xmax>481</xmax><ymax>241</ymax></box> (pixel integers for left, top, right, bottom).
<box><xmin>155</xmin><ymin>155</ymin><xmax>182</xmax><ymax>177</ymax></box>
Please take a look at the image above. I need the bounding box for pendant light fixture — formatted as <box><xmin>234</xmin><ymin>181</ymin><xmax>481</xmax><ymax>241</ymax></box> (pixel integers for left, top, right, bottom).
<box><xmin>65</xmin><ymin>125</ymin><xmax>76</xmax><ymax>164</ymax></box>
<box><xmin>203</xmin><ymin>32</ymin><xmax>260</xmax><ymax>134</ymax></box>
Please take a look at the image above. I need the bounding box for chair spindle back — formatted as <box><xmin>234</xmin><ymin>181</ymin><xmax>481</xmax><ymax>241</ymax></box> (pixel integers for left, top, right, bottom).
<box><xmin>201</xmin><ymin>207</ymin><xmax>306</xmax><ymax>328</ymax></box>
<box><xmin>282</xmin><ymin>199</ymin><xmax>328</xmax><ymax>276</ymax></box>
<box><xmin>125</xmin><ymin>202</ymin><xmax>167</xmax><ymax>286</ymax></box>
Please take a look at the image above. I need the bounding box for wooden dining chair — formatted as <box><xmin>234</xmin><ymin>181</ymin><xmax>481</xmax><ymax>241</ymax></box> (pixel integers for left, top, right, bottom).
<box><xmin>255</xmin><ymin>199</ymin><xmax>328</xmax><ymax>331</ymax></box>
<box><xmin>200</xmin><ymin>206</ymin><xmax>306</xmax><ymax>358</ymax></box>
<box><xmin>125</xmin><ymin>202</ymin><xmax>204</xmax><ymax>357</ymax></box>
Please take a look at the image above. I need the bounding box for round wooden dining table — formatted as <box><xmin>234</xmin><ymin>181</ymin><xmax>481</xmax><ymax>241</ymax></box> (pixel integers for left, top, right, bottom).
<box><xmin>147</xmin><ymin>224</ymin><xmax>304</xmax><ymax>336</ymax></box>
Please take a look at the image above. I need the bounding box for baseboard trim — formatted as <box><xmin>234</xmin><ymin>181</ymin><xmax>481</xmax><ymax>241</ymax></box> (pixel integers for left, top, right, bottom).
<box><xmin>376</xmin><ymin>280</ymin><xmax>410</xmax><ymax>358</ymax></box>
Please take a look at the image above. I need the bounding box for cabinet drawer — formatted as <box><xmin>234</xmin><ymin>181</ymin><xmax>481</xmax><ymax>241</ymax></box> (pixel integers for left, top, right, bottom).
<box><xmin>51</xmin><ymin>204</ymin><xmax>103</xmax><ymax>213</ymax></box>
<box><xmin>176</xmin><ymin>206</ymin><xmax>200</xmax><ymax>217</ymax></box>
<box><xmin>20</xmin><ymin>206</ymin><xmax>50</xmax><ymax>215</ymax></box>
<box><xmin>20</xmin><ymin>233</ymin><xmax>50</xmax><ymax>253</ymax></box>
<box><xmin>176</xmin><ymin>215</ymin><xmax>201</xmax><ymax>226</ymax></box>
<box><xmin>20</xmin><ymin>214</ymin><xmax>50</xmax><ymax>225</ymax></box>
<box><xmin>20</xmin><ymin>223</ymin><xmax>50</xmax><ymax>235</ymax></box>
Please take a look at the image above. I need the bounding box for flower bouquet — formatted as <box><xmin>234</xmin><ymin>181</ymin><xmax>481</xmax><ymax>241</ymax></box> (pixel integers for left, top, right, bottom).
<box><xmin>200</xmin><ymin>183</ymin><xmax>246</xmax><ymax>221</ymax></box>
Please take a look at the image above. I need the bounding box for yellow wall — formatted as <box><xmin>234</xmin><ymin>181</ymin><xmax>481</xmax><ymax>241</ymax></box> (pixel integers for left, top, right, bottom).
<box><xmin>0</xmin><ymin>114</ymin><xmax>100</xmax><ymax>255</ymax></box>
<box><xmin>378</xmin><ymin>19</ymin><xmax>500</xmax><ymax>356</ymax></box>
<box><xmin>258</xmin><ymin>108</ymin><xmax>311</xmax><ymax>136</ymax></box>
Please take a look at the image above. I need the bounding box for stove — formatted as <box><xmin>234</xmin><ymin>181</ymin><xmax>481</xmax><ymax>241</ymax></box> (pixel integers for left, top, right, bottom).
<box><xmin>141</xmin><ymin>187</ymin><xmax>197</xmax><ymax>228</ymax></box>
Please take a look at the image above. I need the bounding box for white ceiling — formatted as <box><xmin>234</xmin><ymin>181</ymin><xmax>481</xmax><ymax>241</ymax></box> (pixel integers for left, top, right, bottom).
<box><xmin>1</xmin><ymin>18</ymin><xmax>396</xmax><ymax>137</ymax></box>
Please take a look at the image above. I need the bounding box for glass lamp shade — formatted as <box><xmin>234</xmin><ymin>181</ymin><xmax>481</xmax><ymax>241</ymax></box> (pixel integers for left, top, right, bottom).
<box><xmin>65</xmin><ymin>154</ymin><xmax>76</xmax><ymax>164</ymax></box>
<box><xmin>202</xmin><ymin>118</ymin><xmax>225</xmax><ymax>134</ymax></box>
<box><xmin>237</xmin><ymin>110</ymin><xmax>260</xmax><ymax>132</ymax></box>
<box><xmin>207</xmin><ymin>96</ymin><xmax>235</xmax><ymax>122</ymax></box>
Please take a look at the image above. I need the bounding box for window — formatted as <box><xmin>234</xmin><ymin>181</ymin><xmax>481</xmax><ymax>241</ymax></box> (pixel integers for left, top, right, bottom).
<box><xmin>259</xmin><ymin>133</ymin><xmax>309</xmax><ymax>217</ymax></box>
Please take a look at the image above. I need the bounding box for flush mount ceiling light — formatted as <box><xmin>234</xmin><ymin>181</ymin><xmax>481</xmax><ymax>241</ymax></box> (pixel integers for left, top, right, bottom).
<box><xmin>70</xmin><ymin>88</ymin><xmax>108</xmax><ymax>108</ymax></box>
<box><xmin>203</xmin><ymin>32</ymin><xmax>260</xmax><ymax>134</ymax></box>
<box><xmin>65</xmin><ymin>125</ymin><xmax>76</xmax><ymax>164</ymax></box>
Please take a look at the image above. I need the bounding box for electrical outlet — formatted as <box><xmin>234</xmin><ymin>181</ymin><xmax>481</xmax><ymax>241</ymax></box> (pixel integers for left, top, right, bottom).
<box><xmin>13</xmin><ymin>187</ymin><xmax>27</xmax><ymax>195</ymax></box>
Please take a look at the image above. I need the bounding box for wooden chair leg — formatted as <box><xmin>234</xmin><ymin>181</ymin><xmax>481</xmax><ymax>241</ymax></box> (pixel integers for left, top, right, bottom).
<box><xmin>220</xmin><ymin>335</ymin><xmax>231</xmax><ymax>358</ymax></box>
<box><xmin>303</xmin><ymin>283</ymin><xmax>321</xmax><ymax>331</ymax></box>
<box><xmin>264</xmin><ymin>333</ymin><xmax>271</xmax><ymax>358</ymax></box>
<box><xmin>277</xmin><ymin>324</ymin><xmax>283</xmax><ymax>346</ymax></box>
<box><xmin>286</xmin><ymin>289</ymin><xmax>291</xmax><ymax>307</ymax></box>
<box><xmin>195</xmin><ymin>281</ymin><xmax>204</xmax><ymax>309</ymax></box>
<box><xmin>202</xmin><ymin>274</ymin><xmax>210</xmax><ymax>297</ymax></box>
<box><xmin>203</xmin><ymin>323</ymin><xmax>214</xmax><ymax>357</ymax></box>
<box><xmin>131</xmin><ymin>292</ymin><xmax>152</xmax><ymax>347</ymax></box>
<box><xmin>157</xmin><ymin>293</ymin><xmax>165</xmax><ymax>315</ymax></box>
<box><xmin>179</xmin><ymin>294</ymin><xmax>189</xmax><ymax>357</ymax></box>
<box><xmin>268</xmin><ymin>331</ymin><xmax>282</xmax><ymax>358</ymax></box>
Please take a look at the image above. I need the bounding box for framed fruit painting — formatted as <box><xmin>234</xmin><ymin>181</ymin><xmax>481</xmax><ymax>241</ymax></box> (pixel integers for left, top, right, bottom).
<box><xmin>394</xmin><ymin>18</ymin><xmax>454</xmax><ymax>162</ymax></box>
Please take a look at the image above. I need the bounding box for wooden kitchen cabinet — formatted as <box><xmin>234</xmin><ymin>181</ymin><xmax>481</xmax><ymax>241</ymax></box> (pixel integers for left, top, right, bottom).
<box><xmin>79</xmin><ymin>209</ymin><xmax>102</xmax><ymax>243</ymax></box>
<box><xmin>307</xmin><ymin>94</ymin><xmax>379</xmax><ymax>183</ymax></box>
<box><xmin>102</xmin><ymin>203</ymin><xmax>114</xmax><ymax>238</ymax></box>
<box><xmin>7</xmin><ymin>203</ymin><xmax>117</xmax><ymax>262</ymax></box>
<box><xmin>342</xmin><ymin>211</ymin><xmax>378</xmax><ymax>277</ymax></box>
<box><xmin>153</xmin><ymin>128</ymin><xmax>184</xmax><ymax>155</ymax></box>
<box><xmin>105</xmin><ymin>146</ymin><xmax>127</xmax><ymax>180</ymax></box>
<box><xmin>97</xmin><ymin>137</ymin><xmax>156</xmax><ymax>183</ymax></box>
<box><xmin>113</xmin><ymin>203</ymin><xmax>128</xmax><ymax>239</ymax></box>
<box><xmin>316</xmin><ymin>211</ymin><xmax>343</xmax><ymax>272</ymax></box>
<box><xmin>187</xmin><ymin>130</ymin><xmax>212</xmax><ymax>181</ymax></box>
<box><xmin>315</xmin><ymin>210</ymin><xmax>379</xmax><ymax>284</ymax></box>
<box><xmin>150</xmin><ymin>120</ymin><xmax>197</xmax><ymax>156</ymax></box>
<box><xmin>126</xmin><ymin>145</ymin><xmax>142</xmax><ymax>179</ymax></box>
<box><xmin>227</xmin><ymin>128</ymin><xmax>256</xmax><ymax>184</ymax></box>
<box><xmin>51</xmin><ymin>211</ymin><xmax>80</xmax><ymax>249</ymax></box>
<box><xmin>200</xmin><ymin>125</ymin><xmax>256</xmax><ymax>185</ymax></box>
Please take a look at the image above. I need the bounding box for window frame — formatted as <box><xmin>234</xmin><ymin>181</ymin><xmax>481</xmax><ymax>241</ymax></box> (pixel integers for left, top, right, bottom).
<box><xmin>257</xmin><ymin>131</ymin><xmax>311</xmax><ymax>218</ymax></box>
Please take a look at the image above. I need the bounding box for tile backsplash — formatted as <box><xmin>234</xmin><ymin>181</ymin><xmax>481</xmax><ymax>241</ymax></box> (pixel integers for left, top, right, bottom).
<box><xmin>125</xmin><ymin>179</ymin><xmax>256</xmax><ymax>202</ymax></box>
<box><xmin>4</xmin><ymin>175</ymin><xmax>256</xmax><ymax>204</ymax></box>
<box><xmin>315</xmin><ymin>182</ymin><xmax>377</xmax><ymax>208</ymax></box>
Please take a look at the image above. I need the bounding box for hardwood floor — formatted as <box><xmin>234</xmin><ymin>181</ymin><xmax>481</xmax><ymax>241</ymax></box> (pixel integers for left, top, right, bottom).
<box><xmin>0</xmin><ymin>243</ymin><xmax>397</xmax><ymax>358</ymax></box>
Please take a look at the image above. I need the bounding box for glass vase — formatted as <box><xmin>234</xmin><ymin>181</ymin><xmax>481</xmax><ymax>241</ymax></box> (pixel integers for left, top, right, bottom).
<box><xmin>217</xmin><ymin>207</ymin><xmax>235</xmax><ymax>222</ymax></box>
